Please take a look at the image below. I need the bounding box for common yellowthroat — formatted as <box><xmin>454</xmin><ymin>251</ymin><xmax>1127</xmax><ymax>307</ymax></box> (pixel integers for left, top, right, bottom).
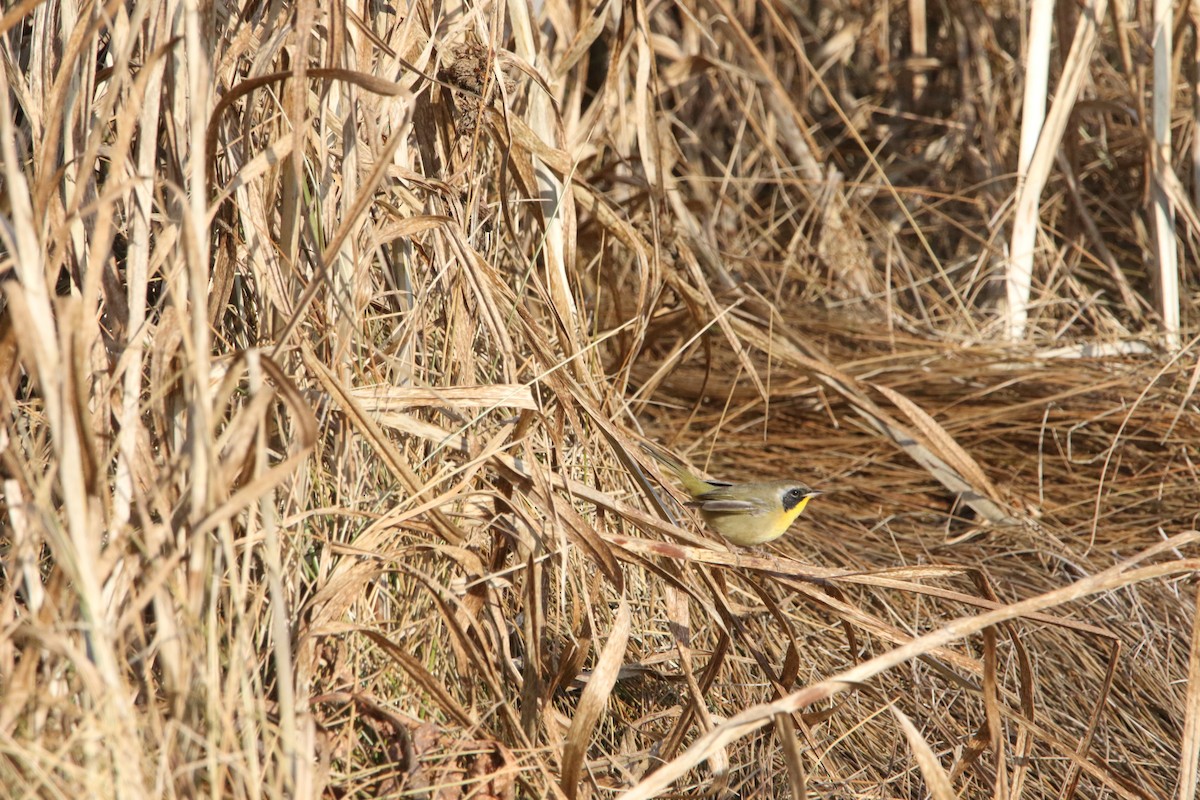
<box><xmin>642</xmin><ymin>445</ymin><xmax>821</xmax><ymax>546</ymax></box>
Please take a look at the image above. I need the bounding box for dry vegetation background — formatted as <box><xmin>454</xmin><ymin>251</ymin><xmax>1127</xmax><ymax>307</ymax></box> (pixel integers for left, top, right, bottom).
<box><xmin>3</xmin><ymin>0</ymin><xmax>1200</xmax><ymax>797</ymax></box>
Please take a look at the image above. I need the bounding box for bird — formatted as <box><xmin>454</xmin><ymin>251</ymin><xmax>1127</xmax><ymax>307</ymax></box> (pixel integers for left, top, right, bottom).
<box><xmin>641</xmin><ymin>444</ymin><xmax>821</xmax><ymax>546</ymax></box>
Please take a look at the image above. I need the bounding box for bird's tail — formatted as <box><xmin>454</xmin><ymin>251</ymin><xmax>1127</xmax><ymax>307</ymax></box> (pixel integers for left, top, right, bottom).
<box><xmin>639</xmin><ymin>443</ymin><xmax>719</xmax><ymax>498</ymax></box>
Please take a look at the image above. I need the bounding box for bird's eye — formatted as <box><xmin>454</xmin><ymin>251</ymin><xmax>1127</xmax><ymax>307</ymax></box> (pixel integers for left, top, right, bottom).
<box><xmin>781</xmin><ymin>488</ymin><xmax>809</xmax><ymax>510</ymax></box>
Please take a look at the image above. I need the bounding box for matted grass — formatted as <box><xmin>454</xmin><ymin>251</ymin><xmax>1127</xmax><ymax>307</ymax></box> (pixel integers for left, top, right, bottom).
<box><xmin>1</xmin><ymin>0</ymin><xmax>1198</xmax><ymax>798</ymax></box>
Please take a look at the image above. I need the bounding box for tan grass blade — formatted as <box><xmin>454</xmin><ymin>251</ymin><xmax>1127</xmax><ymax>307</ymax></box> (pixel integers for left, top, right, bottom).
<box><xmin>350</xmin><ymin>383</ymin><xmax>538</xmax><ymax>410</ymax></box>
<box><xmin>773</xmin><ymin>712</ymin><xmax>807</xmax><ymax>799</ymax></box>
<box><xmin>561</xmin><ymin>594</ymin><xmax>631</xmax><ymax>799</ymax></box>
<box><xmin>981</xmin><ymin>626</ymin><xmax>1009</xmax><ymax>800</ymax></box>
<box><xmin>1006</xmin><ymin>0</ymin><xmax>1107</xmax><ymax>339</ymax></box>
<box><xmin>891</xmin><ymin>706</ymin><xmax>957</xmax><ymax>800</ymax></box>
<box><xmin>870</xmin><ymin>381</ymin><xmax>1008</xmax><ymax>516</ymax></box>
<box><xmin>1151</xmin><ymin>0</ymin><xmax>1180</xmax><ymax>349</ymax></box>
<box><xmin>1004</xmin><ymin>0</ymin><xmax>1053</xmax><ymax>340</ymax></box>
<box><xmin>1177</xmin><ymin>580</ymin><xmax>1200</xmax><ymax>800</ymax></box>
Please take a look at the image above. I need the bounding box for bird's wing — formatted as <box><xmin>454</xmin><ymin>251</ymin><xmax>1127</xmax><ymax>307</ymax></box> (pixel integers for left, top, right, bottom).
<box><xmin>691</xmin><ymin>485</ymin><xmax>768</xmax><ymax>515</ymax></box>
<box><xmin>693</xmin><ymin>498</ymin><xmax>760</xmax><ymax>513</ymax></box>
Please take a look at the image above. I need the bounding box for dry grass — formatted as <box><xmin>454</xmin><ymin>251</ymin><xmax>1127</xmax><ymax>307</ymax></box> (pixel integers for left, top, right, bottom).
<box><xmin>1</xmin><ymin>0</ymin><xmax>1199</xmax><ymax>798</ymax></box>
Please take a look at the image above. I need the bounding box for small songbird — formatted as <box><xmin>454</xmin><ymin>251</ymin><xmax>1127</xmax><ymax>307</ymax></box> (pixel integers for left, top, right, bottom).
<box><xmin>642</xmin><ymin>444</ymin><xmax>821</xmax><ymax>546</ymax></box>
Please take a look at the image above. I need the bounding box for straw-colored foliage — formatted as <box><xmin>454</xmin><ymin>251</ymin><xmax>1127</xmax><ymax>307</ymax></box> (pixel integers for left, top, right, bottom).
<box><xmin>2</xmin><ymin>0</ymin><xmax>1199</xmax><ymax>797</ymax></box>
